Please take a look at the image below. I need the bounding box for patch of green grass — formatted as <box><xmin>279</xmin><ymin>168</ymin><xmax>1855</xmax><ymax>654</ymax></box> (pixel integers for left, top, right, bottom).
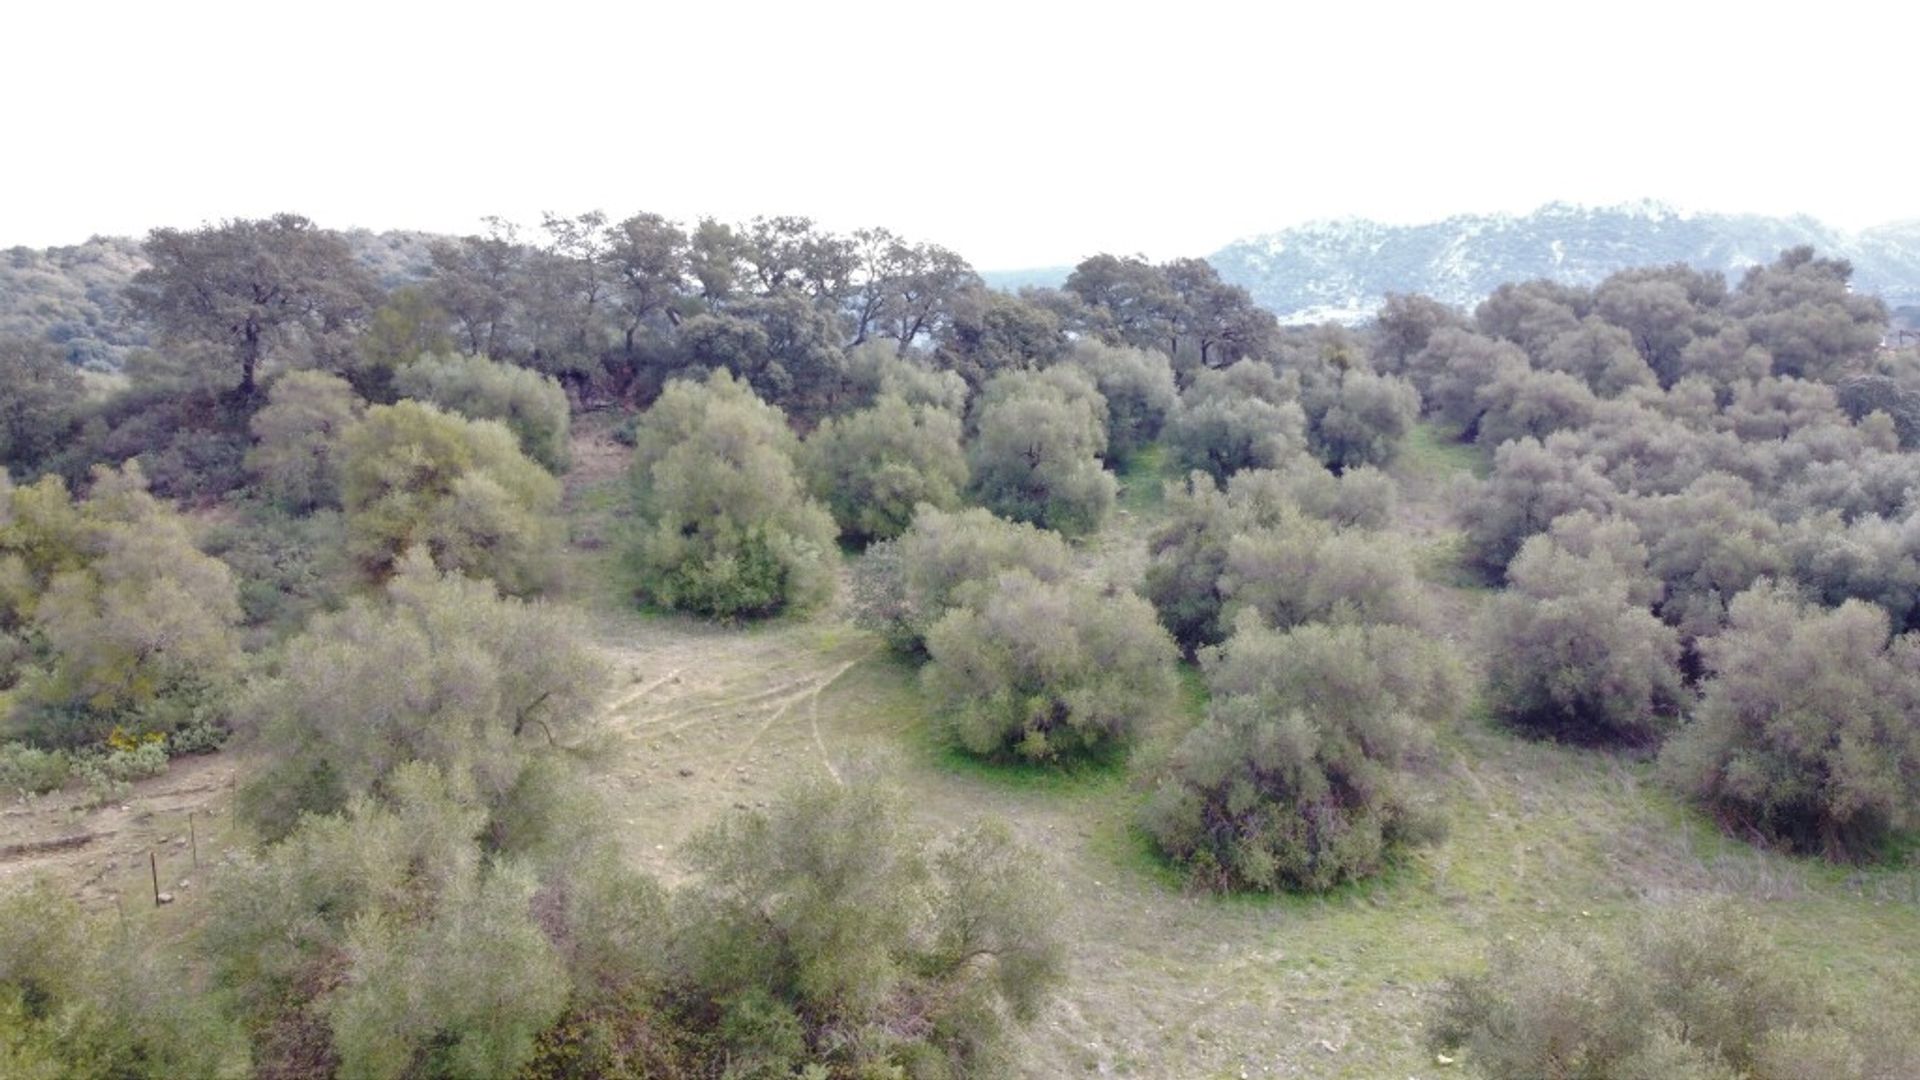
<box><xmin>1116</xmin><ymin>443</ymin><xmax>1170</xmax><ymax>515</ymax></box>
<box><xmin>1398</xmin><ymin>420</ymin><xmax>1489</xmax><ymax>480</ymax></box>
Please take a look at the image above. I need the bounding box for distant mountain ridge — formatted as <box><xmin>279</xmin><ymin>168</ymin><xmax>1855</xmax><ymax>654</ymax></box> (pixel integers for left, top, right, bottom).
<box><xmin>1205</xmin><ymin>201</ymin><xmax>1920</xmax><ymax>324</ymax></box>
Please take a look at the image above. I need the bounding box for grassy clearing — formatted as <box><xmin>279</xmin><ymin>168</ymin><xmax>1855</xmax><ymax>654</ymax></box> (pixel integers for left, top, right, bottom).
<box><xmin>575</xmin><ymin>420</ymin><xmax>1920</xmax><ymax>1077</ymax></box>
<box><xmin>1117</xmin><ymin>443</ymin><xmax>1171</xmax><ymax>515</ymax></box>
<box><xmin>1396</xmin><ymin>420</ymin><xmax>1489</xmax><ymax>482</ymax></box>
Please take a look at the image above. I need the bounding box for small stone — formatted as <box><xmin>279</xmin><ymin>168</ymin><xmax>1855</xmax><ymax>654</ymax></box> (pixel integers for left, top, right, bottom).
<box><xmin>178</xmin><ymin>880</ymin><xmax>191</xmax><ymax>890</ymax></box>
<box><xmin>1436</xmin><ymin>1051</ymin><xmax>1457</xmax><ymax>1066</ymax></box>
<box><xmin>677</xmin><ymin>767</ymin><xmax>694</xmax><ymax>778</ymax></box>
<box><xmin>156</xmin><ymin>892</ymin><xmax>174</xmax><ymax>904</ymax></box>
<box><xmin>1317</xmin><ymin>1040</ymin><xmax>1337</xmax><ymax>1054</ymax></box>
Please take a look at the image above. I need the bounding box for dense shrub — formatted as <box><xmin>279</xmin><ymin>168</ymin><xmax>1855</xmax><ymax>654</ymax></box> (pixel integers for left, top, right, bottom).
<box><xmin>0</xmin><ymin>880</ymin><xmax>240</xmax><ymax>1077</ymax></box>
<box><xmin>1661</xmin><ymin>583</ymin><xmax>1920</xmax><ymax>858</ymax></box>
<box><xmin>1407</xmin><ymin>327</ymin><xmax>1528</xmax><ymax>433</ymax></box>
<box><xmin>1066</xmin><ymin>339</ymin><xmax>1177</xmax><ymax>461</ymax></box>
<box><xmin>969</xmin><ymin>366</ymin><xmax>1116</xmax><ymax>535</ymax></box>
<box><xmin>1481</xmin><ymin>533</ymin><xmax>1686</xmax><ymax>745</ymax></box>
<box><xmin>1164</xmin><ymin>360</ymin><xmax>1309</xmax><ymax>481</ymax></box>
<box><xmin>1430</xmin><ymin>902</ymin><xmax>1918</xmax><ymax>1079</ymax></box>
<box><xmin>338</xmin><ymin>399</ymin><xmax>564</xmax><ymax>596</ymax></box>
<box><xmin>1143</xmin><ymin>617</ymin><xmax>1466</xmax><ymax>892</ymax></box>
<box><xmin>675</xmin><ymin>771</ymin><xmax>1065</xmax><ymax>1076</ymax></box>
<box><xmin>237</xmin><ymin>551</ymin><xmax>608</xmax><ymax>840</ymax></box>
<box><xmin>1462</xmin><ymin>436</ymin><xmax>1617</xmax><ymax>579</ymax></box>
<box><xmin>1473</xmin><ymin>365</ymin><xmax>1598</xmax><ymax>449</ymax></box>
<box><xmin>802</xmin><ymin>394</ymin><xmax>967</xmax><ymax>545</ymax></box>
<box><xmin>209</xmin><ymin>763</ymin><xmax>569</xmax><ymax>1079</ymax></box>
<box><xmin>864</xmin><ymin>505</ymin><xmax>1074</xmax><ymax>652</ymax></box>
<box><xmin>0</xmin><ymin>740</ymin><xmax>69</xmax><ymax>796</ymax></box>
<box><xmin>627</xmin><ymin>371</ymin><xmax>838</xmax><ymax>618</ymax></box>
<box><xmin>838</xmin><ymin>338</ymin><xmax>969</xmax><ymax>414</ymax></box>
<box><xmin>0</xmin><ymin>334</ymin><xmax>83</xmax><ymax>474</ymax></box>
<box><xmin>1539</xmin><ymin>315</ymin><xmax>1659</xmax><ymax>397</ymax></box>
<box><xmin>922</xmin><ymin>570</ymin><xmax>1178</xmax><ymax>762</ymax></box>
<box><xmin>1144</xmin><ymin>468</ymin><xmax>1419</xmax><ymax>655</ymax></box>
<box><xmin>1310</xmin><ymin>368</ymin><xmax>1421</xmax><ymax>469</ymax></box>
<box><xmin>245</xmin><ymin>370</ymin><xmax>363</xmax><ymax>512</ymax></box>
<box><xmin>0</xmin><ymin>465</ymin><xmax>242</xmax><ymax>748</ymax></box>
<box><xmin>199</xmin><ymin>506</ymin><xmax>349</xmax><ymax>635</ymax></box>
<box><xmin>393</xmin><ymin>351</ymin><xmax>572</xmax><ymax>472</ymax></box>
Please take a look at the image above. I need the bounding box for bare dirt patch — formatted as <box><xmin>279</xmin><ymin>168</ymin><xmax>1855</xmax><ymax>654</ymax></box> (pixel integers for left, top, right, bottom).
<box><xmin>0</xmin><ymin>752</ymin><xmax>245</xmax><ymax>913</ymax></box>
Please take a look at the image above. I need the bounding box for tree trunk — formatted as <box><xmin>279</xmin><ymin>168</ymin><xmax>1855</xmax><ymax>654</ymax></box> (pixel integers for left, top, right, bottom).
<box><xmin>240</xmin><ymin>320</ymin><xmax>263</xmax><ymax>399</ymax></box>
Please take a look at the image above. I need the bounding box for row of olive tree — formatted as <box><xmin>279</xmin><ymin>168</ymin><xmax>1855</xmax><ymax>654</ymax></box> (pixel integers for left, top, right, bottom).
<box><xmin>1389</xmin><ymin>249</ymin><xmax>1920</xmax><ymax>860</ymax></box>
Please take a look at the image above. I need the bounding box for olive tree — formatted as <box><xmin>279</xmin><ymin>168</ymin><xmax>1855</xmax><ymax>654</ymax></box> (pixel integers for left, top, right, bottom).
<box><xmin>1</xmin><ymin>465</ymin><xmax>242</xmax><ymax>747</ymax></box>
<box><xmin>1408</xmin><ymin>328</ymin><xmax>1529</xmax><ymax>433</ymax></box>
<box><xmin>236</xmin><ymin>550</ymin><xmax>608</xmax><ymax>840</ymax></box>
<box><xmin>1142</xmin><ymin>617</ymin><xmax>1466</xmax><ymax>892</ymax></box>
<box><xmin>839</xmin><ymin>337</ymin><xmax>968</xmax><ymax>414</ymax></box>
<box><xmin>1311</xmin><ymin>368</ymin><xmax>1421</xmax><ymax>470</ymax></box>
<box><xmin>862</xmin><ymin>505</ymin><xmax>1074</xmax><ymax>652</ymax></box>
<box><xmin>1164</xmin><ymin>360</ymin><xmax>1309</xmax><ymax>481</ymax></box>
<box><xmin>1462</xmin><ymin>436</ymin><xmax>1618</xmax><ymax>579</ymax></box>
<box><xmin>1473</xmin><ymin>365</ymin><xmax>1598</xmax><ymax>449</ymax></box>
<box><xmin>1066</xmin><ymin>338</ymin><xmax>1177</xmax><ymax>461</ymax></box>
<box><xmin>1430</xmin><ymin>902</ymin><xmax>1916</xmax><ymax>1080</ymax></box>
<box><xmin>968</xmin><ymin>366</ymin><xmax>1116</xmax><ymax>536</ymax></box>
<box><xmin>1481</xmin><ymin>532</ymin><xmax>1686</xmax><ymax>745</ymax></box>
<box><xmin>922</xmin><ymin>570</ymin><xmax>1178</xmax><ymax>762</ymax></box>
<box><xmin>674</xmin><ymin>770</ymin><xmax>1065</xmax><ymax>1077</ymax></box>
<box><xmin>1662</xmin><ymin>583</ymin><xmax>1920</xmax><ymax>859</ymax></box>
<box><xmin>1540</xmin><ymin>316</ymin><xmax>1659</xmax><ymax>397</ymax></box>
<box><xmin>1144</xmin><ymin>467</ymin><xmax>1405</xmax><ymax>654</ymax></box>
<box><xmin>393</xmin><ymin>351</ymin><xmax>572</xmax><ymax>472</ymax></box>
<box><xmin>802</xmin><ymin>394</ymin><xmax>967</xmax><ymax>545</ymax></box>
<box><xmin>246</xmin><ymin>370</ymin><xmax>363</xmax><ymax>511</ymax></box>
<box><xmin>627</xmin><ymin>370</ymin><xmax>837</xmax><ymax>618</ymax></box>
<box><xmin>338</xmin><ymin>400</ymin><xmax>564</xmax><ymax>596</ymax></box>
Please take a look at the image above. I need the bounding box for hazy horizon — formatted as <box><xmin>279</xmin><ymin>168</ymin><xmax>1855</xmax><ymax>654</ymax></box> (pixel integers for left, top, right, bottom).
<box><xmin>8</xmin><ymin>1</ymin><xmax>1917</xmax><ymax>267</ymax></box>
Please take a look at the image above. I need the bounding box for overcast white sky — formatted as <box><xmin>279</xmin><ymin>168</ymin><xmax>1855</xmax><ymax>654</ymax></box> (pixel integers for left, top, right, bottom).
<box><xmin>6</xmin><ymin>1</ymin><xmax>1914</xmax><ymax>268</ymax></box>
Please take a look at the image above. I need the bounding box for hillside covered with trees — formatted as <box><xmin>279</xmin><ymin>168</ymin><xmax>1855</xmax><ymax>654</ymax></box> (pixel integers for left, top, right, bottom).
<box><xmin>3</xmin><ymin>208</ymin><xmax>1920</xmax><ymax>1079</ymax></box>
